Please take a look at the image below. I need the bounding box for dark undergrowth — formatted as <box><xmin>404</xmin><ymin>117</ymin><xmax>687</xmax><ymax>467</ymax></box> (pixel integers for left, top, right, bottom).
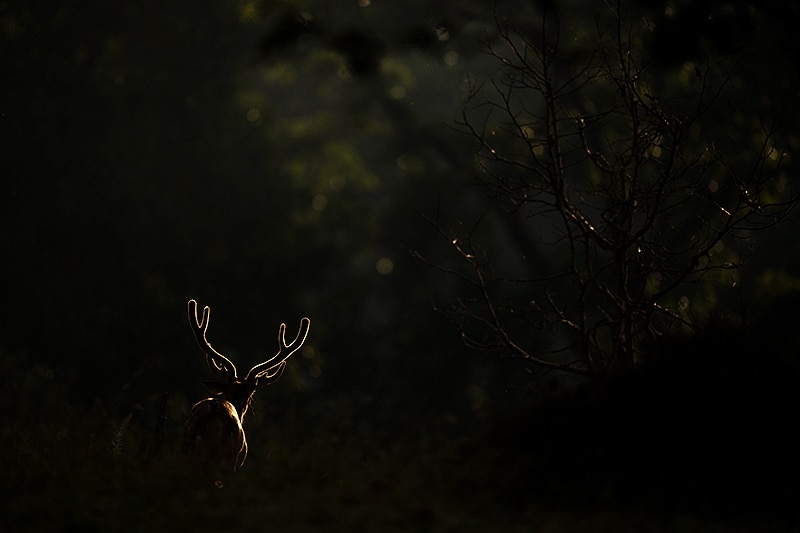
<box><xmin>3</xmin><ymin>325</ymin><xmax>799</xmax><ymax>532</ymax></box>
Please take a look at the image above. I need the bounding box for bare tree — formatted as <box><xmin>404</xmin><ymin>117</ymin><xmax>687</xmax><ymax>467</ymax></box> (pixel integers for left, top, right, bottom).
<box><xmin>420</xmin><ymin>3</ymin><xmax>797</xmax><ymax>376</ymax></box>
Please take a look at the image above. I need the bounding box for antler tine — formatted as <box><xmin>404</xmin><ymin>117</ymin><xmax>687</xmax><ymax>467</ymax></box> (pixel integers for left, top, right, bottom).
<box><xmin>188</xmin><ymin>299</ymin><xmax>238</xmax><ymax>381</ymax></box>
<box><xmin>245</xmin><ymin>317</ymin><xmax>310</xmax><ymax>382</ymax></box>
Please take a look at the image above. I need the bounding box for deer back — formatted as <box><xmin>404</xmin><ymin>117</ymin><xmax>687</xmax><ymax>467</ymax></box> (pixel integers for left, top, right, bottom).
<box><xmin>182</xmin><ymin>397</ymin><xmax>248</xmax><ymax>471</ymax></box>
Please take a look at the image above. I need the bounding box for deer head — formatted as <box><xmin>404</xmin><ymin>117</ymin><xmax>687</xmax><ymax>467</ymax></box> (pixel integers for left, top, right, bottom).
<box><xmin>181</xmin><ymin>299</ymin><xmax>310</xmax><ymax>471</ymax></box>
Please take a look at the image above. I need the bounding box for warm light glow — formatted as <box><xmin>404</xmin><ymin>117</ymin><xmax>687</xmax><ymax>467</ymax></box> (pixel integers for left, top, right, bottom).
<box><xmin>246</xmin><ymin>108</ymin><xmax>261</xmax><ymax>123</ymax></box>
<box><xmin>239</xmin><ymin>2</ymin><xmax>259</xmax><ymax>23</ymax></box>
<box><xmin>376</xmin><ymin>257</ymin><xmax>394</xmax><ymax>275</ymax></box>
<box><xmin>768</xmin><ymin>147</ymin><xmax>779</xmax><ymax>161</ymax></box>
<box><xmin>312</xmin><ymin>194</ymin><xmax>328</xmax><ymax>211</ymax></box>
<box><xmin>389</xmin><ymin>85</ymin><xmax>407</xmax><ymax>99</ymax></box>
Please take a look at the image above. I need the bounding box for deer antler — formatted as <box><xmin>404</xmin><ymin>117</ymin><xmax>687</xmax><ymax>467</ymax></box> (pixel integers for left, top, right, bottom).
<box><xmin>188</xmin><ymin>299</ymin><xmax>239</xmax><ymax>382</ymax></box>
<box><xmin>245</xmin><ymin>317</ymin><xmax>311</xmax><ymax>383</ymax></box>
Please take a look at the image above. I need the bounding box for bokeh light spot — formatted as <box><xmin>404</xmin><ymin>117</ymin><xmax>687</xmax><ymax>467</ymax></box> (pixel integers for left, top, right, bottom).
<box><xmin>376</xmin><ymin>257</ymin><xmax>394</xmax><ymax>275</ymax></box>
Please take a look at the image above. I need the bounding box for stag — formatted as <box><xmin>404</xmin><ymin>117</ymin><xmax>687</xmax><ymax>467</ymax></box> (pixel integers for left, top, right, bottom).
<box><xmin>181</xmin><ymin>299</ymin><xmax>310</xmax><ymax>472</ymax></box>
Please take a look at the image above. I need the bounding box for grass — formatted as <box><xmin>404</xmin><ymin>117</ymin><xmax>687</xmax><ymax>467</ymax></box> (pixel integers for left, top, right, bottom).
<box><xmin>2</xmin><ymin>345</ymin><xmax>799</xmax><ymax>532</ymax></box>
<box><xmin>4</xmin><ymin>410</ymin><xmax>797</xmax><ymax>532</ymax></box>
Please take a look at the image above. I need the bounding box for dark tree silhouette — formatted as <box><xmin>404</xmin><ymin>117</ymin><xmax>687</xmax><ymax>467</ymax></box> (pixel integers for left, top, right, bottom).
<box><xmin>420</xmin><ymin>2</ymin><xmax>799</xmax><ymax>375</ymax></box>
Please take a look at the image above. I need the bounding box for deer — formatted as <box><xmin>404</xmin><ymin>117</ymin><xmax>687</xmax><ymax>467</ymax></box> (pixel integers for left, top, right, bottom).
<box><xmin>181</xmin><ymin>299</ymin><xmax>310</xmax><ymax>473</ymax></box>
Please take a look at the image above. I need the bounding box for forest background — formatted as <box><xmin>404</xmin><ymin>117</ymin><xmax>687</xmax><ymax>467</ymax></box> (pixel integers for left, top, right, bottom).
<box><xmin>2</xmin><ymin>0</ymin><xmax>800</xmax><ymax>530</ymax></box>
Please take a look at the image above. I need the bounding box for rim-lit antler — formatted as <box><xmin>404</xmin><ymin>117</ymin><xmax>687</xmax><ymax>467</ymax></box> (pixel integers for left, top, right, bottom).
<box><xmin>245</xmin><ymin>317</ymin><xmax>311</xmax><ymax>383</ymax></box>
<box><xmin>184</xmin><ymin>299</ymin><xmax>311</xmax><ymax>473</ymax></box>
<box><xmin>188</xmin><ymin>299</ymin><xmax>238</xmax><ymax>382</ymax></box>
